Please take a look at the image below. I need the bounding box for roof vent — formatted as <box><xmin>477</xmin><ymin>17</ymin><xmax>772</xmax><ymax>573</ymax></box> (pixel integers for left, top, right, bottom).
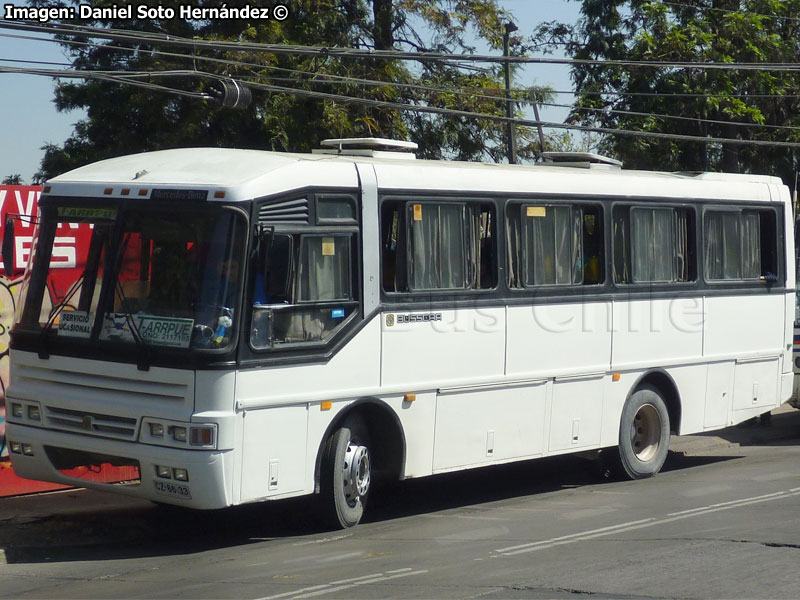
<box><xmin>541</xmin><ymin>152</ymin><xmax>622</xmax><ymax>170</ymax></box>
<box><xmin>313</xmin><ymin>137</ymin><xmax>418</xmax><ymax>159</ymax></box>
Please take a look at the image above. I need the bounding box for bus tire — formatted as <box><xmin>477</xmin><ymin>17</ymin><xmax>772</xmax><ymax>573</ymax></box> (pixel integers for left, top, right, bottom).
<box><xmin>617</xmin><ymin>385</ymin><xmax>670</xmax><ymax>479</ymax></box>
<box><xmin>319</xmin><ymin>415</ymin><xmax>372</xmax><ymax>529</ymax></box>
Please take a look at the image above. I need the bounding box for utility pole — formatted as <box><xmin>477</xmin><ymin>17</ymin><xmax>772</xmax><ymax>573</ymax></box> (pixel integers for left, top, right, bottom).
<box><xmin>503</xmin><ymin>21</ymin><xmax>518</xmax><ymax>164</ymax></box>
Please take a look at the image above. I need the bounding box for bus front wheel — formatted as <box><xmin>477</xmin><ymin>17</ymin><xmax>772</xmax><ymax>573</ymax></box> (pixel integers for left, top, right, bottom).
<box><xmin>616</xmin><ymin>385</ymin><xmax>670</xmax><ymax>479</ymax></box>
<box><xmin>320</xmin><ymin>415</ymin><xmax>372</xmax><ymax>529</ymax></box>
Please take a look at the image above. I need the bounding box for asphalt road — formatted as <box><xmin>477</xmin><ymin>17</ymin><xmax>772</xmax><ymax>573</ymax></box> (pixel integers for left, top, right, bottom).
<box><xmin>2</xmin><ymin>408</ymin><xmax>800</xmax><ymax>599</ymax></box>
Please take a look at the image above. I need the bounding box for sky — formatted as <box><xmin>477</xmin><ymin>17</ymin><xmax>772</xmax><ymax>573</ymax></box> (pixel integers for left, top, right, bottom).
<box><xmin>0</xmin><ymin>1</ymin><xmax>582</xmax><ymax>183</ymax></box>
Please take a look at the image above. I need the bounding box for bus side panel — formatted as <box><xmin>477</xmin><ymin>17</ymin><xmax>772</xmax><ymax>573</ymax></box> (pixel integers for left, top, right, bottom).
<box><xmin>239</xmin><ymin>405</ymin><xmax>309</xmax><ymax>502</ymax></box>
<box><xmin>235</xmin><ymin>318</ymin><xmax>381</xmax><ymax>501</ymax></box>
<box><xmin>432</xmin><ymin>382</ymin><xmax>546</xmax><ymax>472</ymax></box>
<box><xmin>611</xmin><ymin>298</ymin><xmax>704</xmax><ymax>369</ymax></box>
<box><xmin>505</xmin><ymin>301</ymin><xmax>611</xmax><ymax>377</ymax></box>
<box><xmin>381</xmin><ymin>308</ymin><xmax>505</xmax><ymax>388</ymax></box>
<box><xmin>704</xmin><ymin>294</ymin><xmax>784</xmax><ymax>425</ymax></box>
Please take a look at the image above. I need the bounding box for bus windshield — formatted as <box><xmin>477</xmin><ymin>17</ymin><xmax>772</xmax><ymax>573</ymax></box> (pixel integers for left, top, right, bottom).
<box><xmin>15</xmin><ymin>203</ymin><xmax>246</xmax><ymax>351</ymax></box>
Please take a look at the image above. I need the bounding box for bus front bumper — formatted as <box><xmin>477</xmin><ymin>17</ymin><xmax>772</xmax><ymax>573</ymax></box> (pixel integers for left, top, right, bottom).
<box><xmin>5</xmin><ymin>422</ymin><xmax>233</xmax><ymax>509</ymax></box>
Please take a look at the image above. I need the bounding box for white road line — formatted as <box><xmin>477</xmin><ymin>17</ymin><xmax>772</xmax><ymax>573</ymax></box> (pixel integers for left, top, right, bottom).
<box><xmin>495</xmin><ymin>489</ymin><xmax>800</xmax><ymax>557</ymax></box>
<box><xmin>254</xmin><ymin>568</ymin><xmax>427</xmax><ymax>600</ymax></box>
<box><xmin>255</xmin><ymin>584</ymin><xmax>330</xmax><ymax>600</ymax></box>
<box><xmin>667</xmin><ymin>491</ymin><xmax>786</xmax><ymax>516</ymax></box>
<box><xmin>291</xmin><ymin>570</ymin><xmax>429</xmax><ymax>599</ymax></box>
<box><xmin>496</xmin><ymin>518</ymin><xmax>656</xmax><ymax>553</ymax></box>
<box><xmin>328</xmin><ymin>572</ymin><xmax>387</xmax><ymax>585</ymax></box>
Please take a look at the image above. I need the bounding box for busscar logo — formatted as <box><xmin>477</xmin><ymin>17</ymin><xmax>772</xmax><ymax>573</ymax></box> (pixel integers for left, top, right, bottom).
<box><xmin>397</xmin><ymin>313</ymin><xmax>443</xmax><ymax>324</ymax></box>
<box><xmin>385</xmin><ymin>314</ymin><xmax>395</xmax><ymax>327</ymax></box>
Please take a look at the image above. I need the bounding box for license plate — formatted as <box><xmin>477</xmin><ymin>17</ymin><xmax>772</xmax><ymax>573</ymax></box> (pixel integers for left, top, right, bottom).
<box><xmin>153</xmin><ymin>480</ymin><xmax>191</xmax><ymax>500</ymax></box>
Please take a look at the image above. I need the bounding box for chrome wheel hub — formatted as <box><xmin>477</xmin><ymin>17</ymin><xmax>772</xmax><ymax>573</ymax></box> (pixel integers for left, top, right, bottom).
<box><xmin>630</xmin><ymin>403</ymin><xmax>661</xmax><ymax>462</ymax></box>
<box><xmin>342</xmin><ymin>442</ymin><xmax>370</xmax><ymax>506</ymax></box>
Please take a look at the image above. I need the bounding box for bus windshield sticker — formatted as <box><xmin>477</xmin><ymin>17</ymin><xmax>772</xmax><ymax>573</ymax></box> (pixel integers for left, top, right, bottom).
<box><xmin>413</xmin><ymin>204</ymin><xmax>423</xmax><ymax>221</ymax></box>
<box><xmin>57</xmin><ymin>310</ymin><xmax>94</xmax><ymax>338</ymax></box>
<box><xmin>526</xmin><ymin>206</ymin><xmax>546</xmax><ymax>217</ymax></box>
<box><xmin>331</xmin><ymin>308</ymin><xmax>345</xmax><ymax>319</ymax></box>
<box><xmin>322</xmin><ymin>237</ymin><xmax>335</xmax><ymax>256</ymax></box>
<box><xmin>57</xmin><ymin>207</ymin><xmax>117</xmax><ymax>220</ymax></box>
<box><xmin>100</xmin><ymin>313</ymin><xmax>194</xmax><ymax>348</ymax></box>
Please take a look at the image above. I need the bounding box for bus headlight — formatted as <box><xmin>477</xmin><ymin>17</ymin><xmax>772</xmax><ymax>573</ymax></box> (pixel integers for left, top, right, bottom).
<box><xmin>169</xmin><ymin>426</ymin><xmax>187</xmax><ymax>443</ymax></box>
<box><xmin>28</xmin><ymin>405</ymin><xmax>41</xmax><ymax>421</ymax></box>
<box><xmin>11</xmin><ymin>403</ymin><xmax>23</xmax><ymax>418</ymax></box>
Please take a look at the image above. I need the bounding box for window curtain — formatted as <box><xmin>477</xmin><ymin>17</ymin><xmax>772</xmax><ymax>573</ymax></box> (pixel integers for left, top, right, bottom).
<box><xmin>298</xmin><ymin>236</ymin><xmax>349</xmax><ymax>301</ymax></box>
<box><xmin>741</xmin><ymin>212</ymin><xmax>761</xmax><ymax>279</ymax></box>
<box><xmin>675</xmin><ymin>210</ymin><xmax>689</xmax><ymax>281</ymax></box>
<box><xmin>613</xmin><ymin>209</ymin><xmax>630</xmax><ymax>284</ymax></box>
<box><xmin>632</xmin><ymin>208</ymin><xmax>673</xmax><ymax>282</ymax></box>
<box><xmin>523</xmin><ymin>205</ymin><xmax>573</xmax><ymax>285</ymax></box>
<box><xmin>705</xmin><ymin>211</ymin><xmax>743</xmax><ymax>280</ymax></box>
<box><xmin>410</xmin><ymin>203</ymin><xmax>466</xmax><ymax>290</ymax></box>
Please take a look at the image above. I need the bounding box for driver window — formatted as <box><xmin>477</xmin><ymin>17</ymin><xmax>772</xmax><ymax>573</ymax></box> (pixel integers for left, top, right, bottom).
<box><xmin>251</xmin><ymin>231</ymin><xmax>358</xmax><ymax>350</ymax></box>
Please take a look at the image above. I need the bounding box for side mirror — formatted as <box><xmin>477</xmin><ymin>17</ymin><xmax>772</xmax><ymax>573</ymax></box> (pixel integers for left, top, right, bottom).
<box><xmin>2</xmin><ymin>216</ymin><xmax>15</xmax><ymax>277</ymax></box>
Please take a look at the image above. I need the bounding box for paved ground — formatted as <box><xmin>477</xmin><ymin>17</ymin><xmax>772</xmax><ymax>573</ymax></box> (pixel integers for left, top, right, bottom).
<box><xmin>1</xmin><ymin>405</ymin><xmax>799</xmax><ymax>599</ymax></box>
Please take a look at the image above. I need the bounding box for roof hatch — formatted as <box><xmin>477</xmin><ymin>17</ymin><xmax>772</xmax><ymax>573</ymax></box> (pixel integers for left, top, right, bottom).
<box><xmin>541</xmin><ymin>152</ymin><xmax>623</xmax><ymax>170</ymax></box>
<box><xmin>313</xmin><ymin>137</ymin><xmax>418</xmax><ymax>159</ymax></box>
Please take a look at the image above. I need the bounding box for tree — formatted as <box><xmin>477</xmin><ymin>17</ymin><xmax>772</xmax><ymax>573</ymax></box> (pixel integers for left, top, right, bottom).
<box><xmin>35</xmin><ymin>0</ymin><xmax>546</xmax><ymax>179</ymax></box>
<box><xmin>1</xmin><ymin>175</ymin><xmax>23</xmax><ymax>185</ymax></box>
<box><xmin>535</xmin><ymin>0</ymin><xmax>800</xmax><ymax>184</ymax></box>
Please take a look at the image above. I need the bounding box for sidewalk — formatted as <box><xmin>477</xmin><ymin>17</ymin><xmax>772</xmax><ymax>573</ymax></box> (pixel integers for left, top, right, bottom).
<box><xmin>669</xmin><ymin>403</ymin><xmax>800</xmax><ymax>456</ymax></box>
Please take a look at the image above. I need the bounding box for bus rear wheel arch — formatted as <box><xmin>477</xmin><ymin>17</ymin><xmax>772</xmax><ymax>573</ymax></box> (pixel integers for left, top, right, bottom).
<box><xmin>615</xmin><ymin>384</ymin><xmax>671</xmax><ymax>479</ymax></box>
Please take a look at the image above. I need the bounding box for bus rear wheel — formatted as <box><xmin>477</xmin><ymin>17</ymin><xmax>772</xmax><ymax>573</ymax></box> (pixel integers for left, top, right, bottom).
<box><xmin>616</xmin><ymin>385</ymin><xmax>670</xmax><ymax>479</ymax></box>
<box><xmin>320</xmin><ymin>415</ymin><xmax>371</xmax><ymax>529</ymax></box>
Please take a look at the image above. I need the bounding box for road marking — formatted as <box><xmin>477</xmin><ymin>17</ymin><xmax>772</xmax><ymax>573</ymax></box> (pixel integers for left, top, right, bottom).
<box><xmin>496</xmin><ymin>518</ymin><xmax>656</xmax><ymax>554</ymax></box>
<box><xmin>254</xmin><ymin>568</ymin><xmax>428</xmax><ymax>600</ymax></box>
<box><xmin>668</xmin><ymin>491</ymin><xmax>786</xmax><ymax>516</ymax></box>
<box><xmin>494</xmin><ymin>488</ymin><xmax>800</xmax><ymax>557</ymax></box>
<box><xmin>291</xmin><ymin>570</ymin><xmax>429</xmax><ymax>599</ymax></box>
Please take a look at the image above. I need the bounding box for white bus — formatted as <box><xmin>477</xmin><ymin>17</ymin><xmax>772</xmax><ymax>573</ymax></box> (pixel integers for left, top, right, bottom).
<box><xmin>5</xmin><ymin>139</ymin><xmax>794</xmax><ymax>528</ymax></box>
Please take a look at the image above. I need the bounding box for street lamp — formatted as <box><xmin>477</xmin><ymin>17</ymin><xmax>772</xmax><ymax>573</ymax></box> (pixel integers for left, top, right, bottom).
<box><xmin>503</xmin><ymin>21</ymin><xmax>518</xmax><ymax>164</ymax></box>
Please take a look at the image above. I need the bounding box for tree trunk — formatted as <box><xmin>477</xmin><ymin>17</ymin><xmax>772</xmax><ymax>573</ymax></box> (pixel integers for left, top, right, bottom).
<box><xmin>721</xmin><ymin>124</ymin><xmax>740</xmax><ymax>173</ymax></box>
<box><xmin>373</xmin><ymin>0</ymin><xmax>393</xmax><ymax>50</ymax></box>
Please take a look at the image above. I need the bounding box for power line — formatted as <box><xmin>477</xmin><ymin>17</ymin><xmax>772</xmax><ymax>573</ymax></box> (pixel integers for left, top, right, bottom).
<box><xmin>3</xmin><ymin>29</ymin><xmax>800</xmax><ymax>105</ymax></box>
<box><xmin>4</xmin><ymin>19</ymin><xmax>800</xmax><ymax>71</ymax></box>
<box><xmin>242</xmin><ymin>79</ymin><xmax>800</xmax><ymax>149</ymax></box>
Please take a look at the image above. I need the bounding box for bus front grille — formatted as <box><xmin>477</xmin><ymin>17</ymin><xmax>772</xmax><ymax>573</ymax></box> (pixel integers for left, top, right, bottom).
<box><xmin>45</xmin><ymin>406</ymin><xmax>139</xmax><ymax>440</ymax></box>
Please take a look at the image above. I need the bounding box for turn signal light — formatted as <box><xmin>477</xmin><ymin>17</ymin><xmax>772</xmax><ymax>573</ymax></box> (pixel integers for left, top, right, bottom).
<box><xmin>190</xmin><ymin>426</ymin><xmax>214</xmax><ymax>446</ymax></box>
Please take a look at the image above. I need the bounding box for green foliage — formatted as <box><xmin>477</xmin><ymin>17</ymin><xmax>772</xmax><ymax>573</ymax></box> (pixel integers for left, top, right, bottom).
<box><xmin>535</xmin><ymin>0</ymin><xmax>800</xmax><ymax>184</ymax></box>
<box><xmin>1</xmin><ymin>174</ymin><xmax>23</xmax><ymax>185</ymax></box>
<box><xmin>35</xmin><ymin>0</ymin><xmax>544</xmax><ymax>179</ymax></box>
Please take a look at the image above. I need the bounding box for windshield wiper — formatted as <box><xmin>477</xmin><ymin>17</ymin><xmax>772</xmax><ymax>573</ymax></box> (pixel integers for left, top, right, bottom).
<box><xmin>38</xmin><ymin>274</ymin><xmax>86</xmax><ymax>359</ymax></box>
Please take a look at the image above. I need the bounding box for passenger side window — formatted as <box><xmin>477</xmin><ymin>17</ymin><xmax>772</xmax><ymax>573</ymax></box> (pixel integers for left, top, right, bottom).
<box><xmin>704</xmin><ymin>208</ymin><xmax>777</xmax><ymax>281</ymax></box>
<box><xmin>250</xmin><ymin>230</ymin><xmax>358</xmax><ymax>350</ymax></box>
<box><xmin>381</xmin><ymin>200</ymin><xmax>496</xmax><ymax>292</ymax></box>
<box><xmin>613</xmin><ymin>205</ymin><xmax>695</xmax><ymax>284</ymax></box>
<box><xmin>507</xmin><ymin>202</ymin><xmax>604</xmax><ymax>288</ymax></box>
